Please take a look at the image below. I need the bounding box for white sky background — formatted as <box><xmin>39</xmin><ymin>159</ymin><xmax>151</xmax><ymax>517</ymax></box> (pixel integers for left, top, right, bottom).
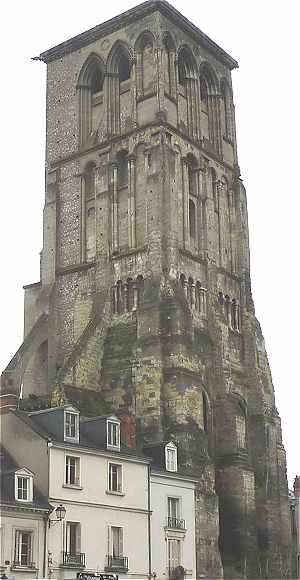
<box><xmin>0</xmin><ymin>0</ymin><xmax>299</xmax><ymax>485</ymax></box>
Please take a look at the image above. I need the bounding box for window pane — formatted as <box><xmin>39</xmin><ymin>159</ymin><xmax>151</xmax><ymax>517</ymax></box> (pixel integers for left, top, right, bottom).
<box><xmin>17</xmin><ymin>477</ymin><xmax>28</xmax><ymax>500</ymax></box>
<box><xmin>111</xmin><ymin>527</ymin><xmax>122</xmax><ymax>557</ymax></box>
<box><xmin>66</xmin><ymin>413</ymin><xmax>77</xmax><ymax>438</ymax></box>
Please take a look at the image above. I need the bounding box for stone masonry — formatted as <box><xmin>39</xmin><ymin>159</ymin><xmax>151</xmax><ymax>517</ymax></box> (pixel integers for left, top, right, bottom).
<box><xmin>1</xmin><ymin>1</ymin><xmax>291</xmax><ymax>577</ymax></box>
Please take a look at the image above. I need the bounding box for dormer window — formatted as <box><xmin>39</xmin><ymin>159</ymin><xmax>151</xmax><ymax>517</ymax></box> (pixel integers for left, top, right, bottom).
<box><xmin>64</xmin><ymin>410</ymin><xmax>79</xmax><ymax>442</ymax></box>
<box><xmin>15</xmin><ymin>470</ymin><xmax>33</xmax><ymax>502</ymax></box>
<box><xmin>165</xmin><ymin>442</ymin><xmax>178</xmax><ymax>472</ymax></box>
<box><xmin>107</xmin><ymin>419</ymin><xmax>120</xmax><ymax>450</ymax></box>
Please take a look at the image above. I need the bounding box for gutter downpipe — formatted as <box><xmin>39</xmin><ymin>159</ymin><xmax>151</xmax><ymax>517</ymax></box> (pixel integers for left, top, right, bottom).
<box><xmin>43</xmin><ymin>514</ymin><xmax>49</xmax><ymax>578</ymax></box>
<box><xmin>147</xmin><ymin>463</ymin><xmax>152</xmax><ymax>580</ymax></box>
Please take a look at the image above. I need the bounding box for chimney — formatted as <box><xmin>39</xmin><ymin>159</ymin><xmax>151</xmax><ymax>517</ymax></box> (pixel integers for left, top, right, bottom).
<box><xmin>294</xmin><ymin>476</ymin><xmax>300</xmax><ymax>498</ymax></box>
<box><xmin>120</xmin><ymin>414</ymin><xmax>136</xmax><ymax>449</ymax></box>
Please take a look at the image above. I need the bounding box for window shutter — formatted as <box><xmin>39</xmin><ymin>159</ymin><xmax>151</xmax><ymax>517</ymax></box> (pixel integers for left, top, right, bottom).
<box><xmin>76</xmin><ymin>524</ymin><xmax>81</xmax><ymax>554</ymax></box>
<box><xmin>28</xmin><ymin>533</ymin><xmax>32</xmax><ymax>563</ymax></box>
<box><xmin>65</xmin><ymin>521</ymin><xmax>69</xmax><ymax>552</ymax></box>
<box><xmin>119</xmin><ymin>528</ymin><xmax>123</xmax><ymax>557</ymax></box>
<box><xmin>14</xmin><ymin>530</ymin><xmax>20</xmax><ymax>562</ymax></box>
<box><xmin>107</xmin><ymin>526</ymin><xmax>111</xmax><ymax>556</ymax></box>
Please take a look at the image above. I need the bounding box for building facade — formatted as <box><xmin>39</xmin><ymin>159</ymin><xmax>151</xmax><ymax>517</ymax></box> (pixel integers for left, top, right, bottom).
<box><xmin>0</xmin><ymin>447</ymin><xmax>50</xmax><ymax>580</ymax></box>
<box><xmin>1</xmin><ymin>1</ymin><xmax>291</xmax><ymax>577</ymax></box>
<box><xmin>2</xmin><ymin>405</ymin><xmax>197</xmax><ymax>580</ymax></box>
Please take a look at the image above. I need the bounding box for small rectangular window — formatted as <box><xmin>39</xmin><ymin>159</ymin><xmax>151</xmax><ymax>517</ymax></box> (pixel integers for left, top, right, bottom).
<box><xmin>165</xmin><ymin>444</ymin><xmax>177</xmax><ymax>472</ymax></box>
<box><xmin>65</xmin><ymin>412</ymin><xmax>78</xmax><ymax>440</ymax></box>
<box><xmin>168</xmin><ymin>538</ymin><xmax>181</xmax><ymax>574</ymax></box>
<box><xmin>17</xmin><ymin>477</ymin><xmax>29</xmax><ymax>500</ymax></box>
<box><xmin>168</xmin><ymin>497</ymin><xmax>179</xmax><ymax>519</ymax></box>
<box><xmin>65</xmin><ymin>456</ymin><xmax>80</xmax><ymax>486</ymax></box>
<box><xmin>107</xmin><ymin>421</ymin><xmax>120</xmax><ymax>449</ymax></box>
<box><xmin>15</xmin><ymin>474</ymin><xmax>33</xmax><ymax>502</ymax></box>
<box><xmin>14</xmin><ymin>531</ymin><xmax>33</xmax><ymax>567</ymax></box>
<box><xmin>111</xmin><ymin>526</ymin><xmax>123</xmax><ymax>558</ymax></box>
<box><xmin>66</xmin><ymin>522</ymin><xmax>81</xmax><ymax>555</ymax></box>
<box><xmin>108</xmin><ymin>463</ymin><xmax>122</xmax><ymax>492</ymax></box>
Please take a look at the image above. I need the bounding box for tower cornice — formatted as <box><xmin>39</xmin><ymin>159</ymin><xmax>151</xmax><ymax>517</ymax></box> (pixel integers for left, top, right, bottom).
<box><xmin>33</xmin><ymin>0</ymin><xmax>238</xmax><ymax>70</ymax></box>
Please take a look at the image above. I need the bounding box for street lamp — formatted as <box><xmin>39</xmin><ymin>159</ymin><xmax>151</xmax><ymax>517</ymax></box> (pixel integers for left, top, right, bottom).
<box><xmin>48</xmin><ymin>504</ymin><xmax>66</xmax><ymax>527</ymax></box>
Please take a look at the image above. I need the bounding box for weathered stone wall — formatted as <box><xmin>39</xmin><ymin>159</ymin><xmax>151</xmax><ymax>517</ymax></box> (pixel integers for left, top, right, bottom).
<box><xmin>2</xmin><ymin>3</ymin><xmax>291</xmax><ymax>578</ymax></box>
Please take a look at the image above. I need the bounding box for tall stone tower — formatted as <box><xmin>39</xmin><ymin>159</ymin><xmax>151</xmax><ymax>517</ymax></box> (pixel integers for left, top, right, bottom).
<box><xmin>2</xmin><ymin>1</ymin><xmax>291</xmax><ymax>577</ymax></box>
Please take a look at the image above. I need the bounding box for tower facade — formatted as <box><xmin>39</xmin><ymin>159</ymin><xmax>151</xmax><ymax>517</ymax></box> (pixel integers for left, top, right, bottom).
<box><xmin>2</xmin><ymin>1</ymin><xmax>291</xmax><ymax>577</ymax></box>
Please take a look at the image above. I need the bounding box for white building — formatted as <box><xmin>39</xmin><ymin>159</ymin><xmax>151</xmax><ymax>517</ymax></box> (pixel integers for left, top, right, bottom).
<box><xmin>146</xmin><ymin>442</ymin><xmax>196</xmax><ymax>580</ymax></box>
<box><xmin>2</xmin><ymin>405</ymin><xmax>198</xmax><ymax>580</ymax></box>
<box><xmin>0</xmin><ymin>446</ymin><xmax>50</xmax><ymax>580</ymax></box>
<box><xmin>2</xmin><ymin>405</ymin><xmax>150</xmax><ymax>580</ymax></box>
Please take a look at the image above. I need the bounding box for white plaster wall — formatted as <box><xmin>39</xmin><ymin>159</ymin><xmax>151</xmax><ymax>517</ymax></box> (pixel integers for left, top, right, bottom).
<box><xmin>49</xmin><ymin>446</ymin><xmax>148</xmax><ymax>509</ymax></box>
<box><xmin>150</xmin><ymin>473</ymin><xmax>196</xmax><ymax>580</ymax></box>
<box><xmin>0</xmin><ymin>511</ymin><xmax>45</xmax><ymax>580</ymax></box>
<box><xmin>48</xmin><ymin>446</ymin><xmax>149</xmax><ymax>579</ymax></box>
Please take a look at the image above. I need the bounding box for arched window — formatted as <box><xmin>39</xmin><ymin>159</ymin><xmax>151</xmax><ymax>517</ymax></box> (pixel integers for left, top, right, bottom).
<box><xmin>199</xmin><ymin>64</ymin><xmax>220</xmax><ymax>151</ymax></box>
<box><xmin>177</xmin><ymin>47</ymin><xmax>200</xmax><ymax>140</ymax></box>
<box><xmin>117</xmin><ymin>151</ymin><xmax>128</xmax><ymax>189</ymax></box>
<box><xmin>135</xmin><ymin>32</ymin><xmax>155</xmax><ymax>96</ymax></box>
<box><xmin>220</xmin><ymin>80</ymin><xmax>232</xmax><ymax>140</ymax></box>
<box><xmin>189</xmin><ymin>199</ymin><xmax>196</xmax><ymax>240</ymax></box>
<box><xmin>118</xmin><ymin>53</ymin><xmax>131</xmax><ymax>83</ymax></box>
<box><xmin>107</xmin><ymin>43</ymin><xmax>132</xmax><ymax>135</ymax></box>
<box><xmin>84</xmin><ymin>162</ymin><xmax>96</xmax><ymax>261</ymax></box>
<box><xmin>78</xmin><ymin>54</ymin><xmax>105</xmax><ymax>146</ymax></box>
<box><xmin>163</xmin><ymin>32</ymin><xmax>176</xmax><ymax>98</ymax></box>
<box><xmin>200</xmin><ymin>78</ymin><xmax>208</xmax><ymax>113</ymax></box>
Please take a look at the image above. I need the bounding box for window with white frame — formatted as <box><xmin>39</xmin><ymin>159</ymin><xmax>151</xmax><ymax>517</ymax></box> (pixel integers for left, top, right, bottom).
<box><xmin>110</xmin><ymin>526</ymin><xmax>123</xmax><ymax>559</ymax></box>
<box><xmin>107</xmin><ymin>420</ymin><xmax>120</xmax><ymax>450</ymax></box>
<box><xmin>165</xmin><ymin>443</ymin><xmax>177</xmax><ymax>472</ymax></box>
<box><xmin>15</xmin><ymin>473</ymin><xmax>33</xmax><ymax>502</ymax></box>
<box><xmin>168</xmin><ymin>538</ymin><xmax>181</xmax><ymax>573</ymax></box>
<box><xmin>66</xmin><ymin>522</ymin><xmax>81</xmax><ymax>556</ymax></box>
<box><xmin>108</xmin><ymin>463</ymin><xmax>122</xmax><ymax>493</ymax></box>
<box><xmin>65</xmin><ymin>411</ymin><xmax>79</xmax><ymax>441</ymax></box>
<box><xmin>14</xmin><ymin>530</ymin><xmax>33</xmax><ymax>567</ymax></box>
<box><xmin>168</xmin><ymin>497</ymin><xmax>179</xmax><ymax>520</ymax></box>
<box><xmin>65</xmin><ymin>456</ymin><xmax>80</xmax><ymax>486</ymax></box>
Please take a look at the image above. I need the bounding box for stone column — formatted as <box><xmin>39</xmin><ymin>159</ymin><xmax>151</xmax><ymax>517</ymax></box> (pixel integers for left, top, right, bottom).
<box><xmin>182</xmin><ymin>159</ymin><xmax>190</xmax><ymax>248</ymax></box>
<box><xmin>155</xmin><ymin>45</ymin><xmax>165</xmax><ymax>112</ymax></box>
<box><xmin>128</xmin><ymin>156</ymin><xmax>136</xmax><ymax>249</ymax></box>
<box><xmin>131</xmin><ymin>58</ymin><xmax>138</xmax><ymax>127</ymax></box>
<box><xmin>111</xmin><ymin>163</ymin><xmax>118</xmax><ymax>252</ymax></box>
<box><xmin>106</xmin><ymin>73</ymin><xmax>120</xmax><ymax>136</ymax></box>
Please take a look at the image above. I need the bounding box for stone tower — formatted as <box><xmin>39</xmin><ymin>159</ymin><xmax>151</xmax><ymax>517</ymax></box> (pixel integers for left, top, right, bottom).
<box><xmin>2</xmin><ymin>1</ymin><xmax>291</xmax><ymax>577</ymax></box>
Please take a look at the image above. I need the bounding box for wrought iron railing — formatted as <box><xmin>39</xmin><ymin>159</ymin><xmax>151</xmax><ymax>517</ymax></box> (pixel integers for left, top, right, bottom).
<box><xmin>62</xmin><ymin>552</ymin><xmax>86</xmax><ymax>567</ymax></box>
<box><xmin>105</xmin><ymin>555</ymin><xmax>129</xmax><ymax>570</ymax></box>
<box><xmin>167</xmin><ymin>516</ymin><xmax>186</xmax><ymax>529</ymax></box>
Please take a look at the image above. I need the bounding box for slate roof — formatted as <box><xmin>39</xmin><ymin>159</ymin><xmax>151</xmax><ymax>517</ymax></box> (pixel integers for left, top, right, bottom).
<box><xmin>0</xmin><ymin>446</ymin><xmax>51</xmax><ymax>511</ymax></box>
<box><xmin>13</xmin><ymin>410</ymin><xmax>149</xmax><ymax>462</ymax></box>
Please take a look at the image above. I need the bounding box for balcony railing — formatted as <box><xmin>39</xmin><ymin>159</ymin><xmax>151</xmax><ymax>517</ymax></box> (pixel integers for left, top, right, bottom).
<box><xmin>62</xmin><ymin>552</ymin><xmax>86</xmax><ymax>567</ymax></box>
<box><xmin>105</xmin><ymin>555</ymin><xmax>129</xmax><ymax>571</ymax></box>
<box><xmin>13</xmin><ymin>560</ymin><xmax>36</xmax><ymax>568</ymax></box>
<box><xmin>167</xmin><ymin>516</ymin><xmax>186</xmax><ymax>530</ymax></box>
